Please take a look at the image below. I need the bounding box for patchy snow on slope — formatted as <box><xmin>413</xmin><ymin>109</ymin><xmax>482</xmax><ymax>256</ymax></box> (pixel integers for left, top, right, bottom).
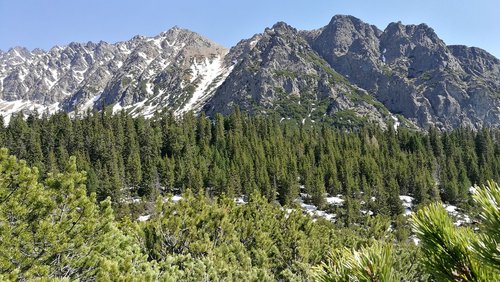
<box><xmin>0</xmin><ymin>100</ymin><xmax>61</xmax><ymax>124</ymax></box>
<box><xmin>49</xmin><ymin>68</ymin><xmax>59</xmax><ymax>81</ymax></box>
<box><xmin>17</xmin><ymin>68</ymin><xmax>27</xmax><ymax>82</ymax></box>
<box><xmin>147</xmin><ymin>37</ymin><xmax>163</xmax><ymax>49</ymax></box>
<box><xmin>145</xmin><ymin>82</ymin><xmax>154</xmax><ymax>95</ymax></box>
<box><xmin>0</xmin><ymin>100</ymin><xmax>31</xmax><ymax>118</ymax></box>
<box><xmin>391</xmin><ymin>115</ymin><xmax>401</xmax><ymax>130</ymax></box>
<box><xmin>137</xmin><ymin>52</ymin><xmax>154</xmax><ymax>65</ymax></box>
<box><xmin>179</xmin><ymin>56</ymin><xmax>233</xmax><ymax>114</ymax></box>
<box><xmin>46</xmin><ymin>102</ymin><xmax>60</xmax><ymax>114</ymax></box>
<box><xmin>156</xmin><ymin>59</ymin><xmax>170</xmax><ymax>71</ymax></box>
<box><xmin>112</xmin><ymin>103</ymin><xmax>123</xmax><ymax>114</ymax></box>
<box><xmin>80</xmin><ymin>94</ymin><xmax>101</xmax><ymax>111</ymax></box>
<box><xmin>117</xmin><ymin>44</ymin><xmax>131</xmax><ymax>55</ymax></box>
<box><xmin>44</xmin><ymin>76</ymin><xmax>57</xmax><ymax>89</ymax></box>
<box><xmin>166</xmin><ymin>40</ymin><xmax>177</xmax><ymax>47</ymax></box>
<box><xmin>73</xmin><ymin>68</ymin><xmax>88</xmax><ymax>84</ymax></box>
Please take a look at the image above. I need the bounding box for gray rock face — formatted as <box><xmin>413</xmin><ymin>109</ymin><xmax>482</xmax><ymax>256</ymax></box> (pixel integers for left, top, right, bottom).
<box><xmin>204</xmin><ymin>21</ymin><xmax>392</xmax><ymax>128</ymax></box>
<box><xmin>304</xmin><ymin>15</ymin><xmax>500</xmax><ymax>130</ymax></box>
<box><xmin>0</xmin><ymin>15</ymin><xmax>498</xmax><ymax>130</ymax></box>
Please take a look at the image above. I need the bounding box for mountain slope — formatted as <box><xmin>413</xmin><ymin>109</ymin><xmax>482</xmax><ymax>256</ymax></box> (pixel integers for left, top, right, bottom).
<box><xmin>305</xmin><ymin>15</ymin><xmax>500</xmax><ymax>129</ymax></box>
<box><xmin>0</xmin><ymin>27</ymin><xmax>230</xmax><ymax>120</ymax></box>
<box><xmin>204</xmin><ymin>22</ymin><xmax>393</xmax><ymax>128</ymax></box>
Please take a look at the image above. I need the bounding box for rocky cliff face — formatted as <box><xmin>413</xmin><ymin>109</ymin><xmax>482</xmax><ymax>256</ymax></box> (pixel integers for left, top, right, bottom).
<box><xmin>0</xmin><ymin>15</ymin><xmax>498</xmax><ymax>130</ymax></box>
<box><xmin>203</xmin><ymin>22</ymin><xmax>392</xmax><ymax>128</ymax></box>
<box><xmin>305</xmin><ymin>15</ymin><xmax>500</xmax><ymax>129</ymax></box>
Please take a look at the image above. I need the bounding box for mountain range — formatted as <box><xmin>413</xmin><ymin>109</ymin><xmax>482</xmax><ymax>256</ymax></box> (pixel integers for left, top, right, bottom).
<box><xmin>1</xmin><ymin>15</ymin><xmax>499</xmax><ymax>130</ymax></box>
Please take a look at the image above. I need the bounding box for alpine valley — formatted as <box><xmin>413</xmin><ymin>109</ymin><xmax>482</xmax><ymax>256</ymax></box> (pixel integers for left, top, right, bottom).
<box><xmin>1</xmin><ymin>13</ymin><xmax>500</xmax><ymax>281</ymax></box>
<box><xmin>1</xmin><ymin>15</ymin><xmax>499</xmax><ymax>130</ymax></box>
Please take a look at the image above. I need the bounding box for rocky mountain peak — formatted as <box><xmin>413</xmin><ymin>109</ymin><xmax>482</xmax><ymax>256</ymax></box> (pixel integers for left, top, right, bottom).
<box><xmin>383</xmin><ymin>21</ymin><xmax>442</xmax><ymax>50</ymax></box>
<box><xmin>270</xmin><ymin>21</ymin><xmax>297</xmax><ymax>33</ymax></box>
<box><xmin>0</xmin><ymin>15</ymin><xmax>498</xmax><ymax>130</ymax></box>
<box><xmin>327</xmin><ymin>15</ymin><xmax>380</xmax><ymax>32</ymax></box>
<box><xmin>311</xmin><ymin>15</ymin><xmax>381</xmax><ymax>58</ymax></box>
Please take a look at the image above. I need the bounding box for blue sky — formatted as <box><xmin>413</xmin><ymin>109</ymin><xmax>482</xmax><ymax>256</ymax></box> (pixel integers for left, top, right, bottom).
<box><xmin>1</xmin><ymin>0</ymin><xmax>499</xmax><ymax>58</ymax></box>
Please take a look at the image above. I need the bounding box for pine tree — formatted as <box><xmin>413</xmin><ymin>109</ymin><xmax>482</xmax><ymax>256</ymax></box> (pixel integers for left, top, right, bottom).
<box><xmin>411</xmin><ymin>181</ymin><xmax>500</xmax><ymax>281</ymax></box>
<box><xmin>0</xmin><ymin>150</ymin><xmax>157</xmax><ymax>280</ymax></box>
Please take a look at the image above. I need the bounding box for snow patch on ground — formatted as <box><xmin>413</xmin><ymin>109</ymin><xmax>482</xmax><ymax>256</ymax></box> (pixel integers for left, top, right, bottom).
<box><xmin>325</xmin><ymin>195</ymin><xmax>344</xmax><ymax>206</ymax></box>
<box><xmin>295</xmin><ymin>193</ymin><xmax>342</xmax><ymax>222</ymax></box>
<box><xmin>235</xmin><ymin>196</ymin><xmax>247</xmax><ymax>204</ymax></box>
<box><xmin>468</xmin><ymin>186</ymin><xmax>477</xmax><ymax>194</ymax></box>
<box><xmin>444</xmin><ymin>204</ymin><xmax>458</xmax><ymax>214</ymax></box>
<box><xmin>399</xmin><ymin>195</ymin><xmax>472</xmax><ymax>227</ymax></box>
<box><xmin>296</xmin><ymin>197</ymin><xmax>337</xmax><ymax>222</ymax></box>
<box><xmin>361</xmin><ymin>210</ymin><xmax>374</xmax><ymax>216</ymax></box>
<box><xmin>161</xmin><ymin>194</ymin><xmax>184</xmax><ymax>204</ymax></box>
<box><xmin>171</xmin><ymin>195</ymin><xmax>183</xmax><ymax>202</ymax></box>
<box><xmin>410</xmin><ymin>235</ymin><xmax>420</xmax><ymax>245</ymax></box>
<box><xmin>137</xmin><ymin>215</ymin><xmax>151</xmax><ymax>222</ymax></box>
<box><xmin>400</xmin><ymin>195</ymin><xmax>414</xmax><ymax>216</ymax></box>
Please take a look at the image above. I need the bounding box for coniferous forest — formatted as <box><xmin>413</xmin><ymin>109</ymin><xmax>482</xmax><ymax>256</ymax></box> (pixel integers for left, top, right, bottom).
<box><xmin>0</xmin><ymin>109</ymin><xmax>499</xmax><ymax>280</ymax></box>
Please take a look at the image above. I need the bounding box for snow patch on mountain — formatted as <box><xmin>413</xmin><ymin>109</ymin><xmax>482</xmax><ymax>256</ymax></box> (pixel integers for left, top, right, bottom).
<box><xmin>145</xmin><ymin>82</ymin><xmax>154</xmax><ymax>95</ymax></box>
<box><xmin>147</xmin><ymin>37</ymin><xmax>164</xmax><ymax>49</ymax></box>
<box><xmin>179</xmin><ymin>56</ymin><xmax>234</xmax><ymax>114</ymax></box>
<box><xmin>391</xmin><ymin>115</ymin><xmax>401</xmax><ymax>130</ymax></box>
<box><xmin>81</xmin><ymin>94</ymin><xmax>101</xmax><ymax>111</ymax></box>
<box><xmin>0</xmin><ymin>100</ymin><xmax>60</xmax><ymax>124</ymax></box>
